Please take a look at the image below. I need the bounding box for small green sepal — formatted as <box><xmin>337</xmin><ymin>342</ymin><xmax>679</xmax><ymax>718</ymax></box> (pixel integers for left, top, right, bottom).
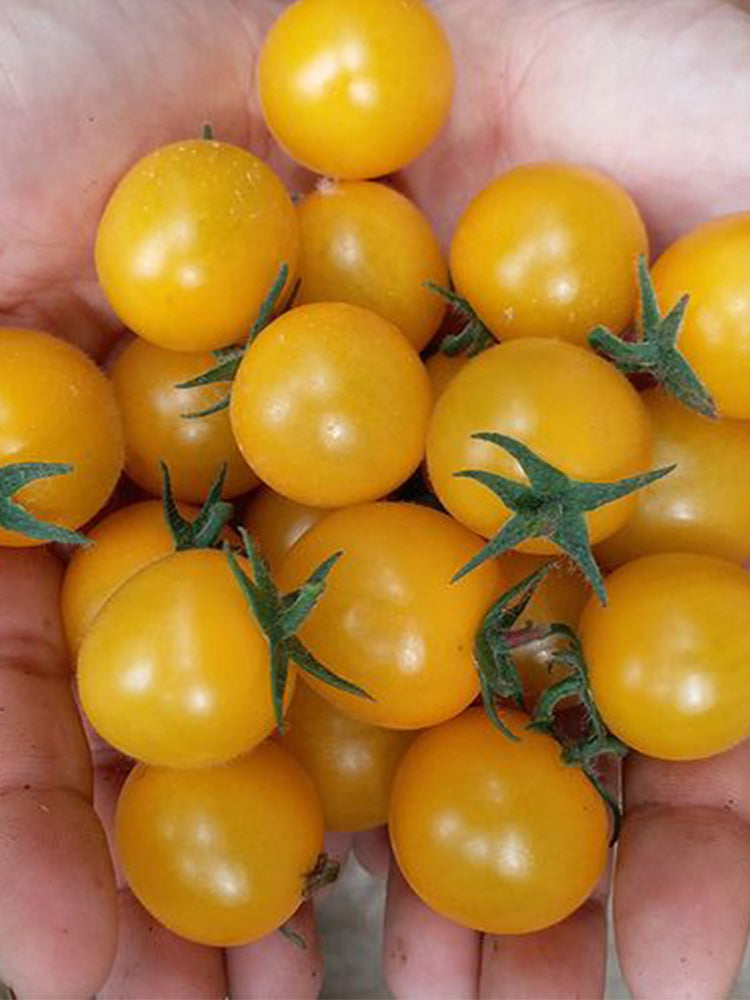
<box><xmin>303</xmin><ymin>853</ymin><xmax>341</xmax><ymax>900</ymax></box>
<box><xmin>160</xmin><ymin>462</ymin><xmax>233</xmax><ymax>550</ymax></box>
<box><xmin>225</xmin><ymin>528</ymin><xmax>372</xmax><ymax>732</ymax></box>
<box><xmin>279</xmin><ymin>923</ymin><xmax>307</xmax><ymax>950</ymax></box>
<box><xmin>201</xmin><ymin>122</ymin><xmax>215</xmax><ymax>141</ymax></box>
<box><xmin>0</xmin><ymin>462</ymin><xmax>89</xmax><ymax>546</ymax></box>
<box><xmin>452</xmin><ymin>433</ymin><xmax>675</xmax><ymax>603</ymax></box>
<box><xmin>589</xmin><ymin>256</ymin><xmax>716</xmax><ymax>418</ymax></box>
<box><xmin>424</xmin><ymin>281</ymin><xmax>495</xmax><ymax>358</ymax></box>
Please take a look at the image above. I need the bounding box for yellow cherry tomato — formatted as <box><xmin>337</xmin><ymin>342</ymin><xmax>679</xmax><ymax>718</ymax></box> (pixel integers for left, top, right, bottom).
<box><xmin>389</xmin><ymin>708</ymin><xmax>609</xmax><ymax>934</ymax></box>
<box><xmin>425</xmin><ymin>351</ymin><xmax>470</xmax><ymax>404</ymax></box>
<box><xmin>581</xmin><ymin>553</ymin><xmax>750</xmax><ymax>760</ymax></box>
<box><xmin>96</xmin><ymin>140</ymin><xmax>298</xmax><ymax>352</ymax></box>
<box><xmin>651</xmin><ymin>213</ymin><xmax>750</xmax><ymax>418</ymax></box>
<box><xmin>451</xmin><ymin>163</ymin><xmax>648</xmax><ymax>346</ymax></box>
<box><xmin>0</xmin><ymin>329</ymin><xmax>123</xmax><ymax>547</ymax></box>
<box><xmin>111</xmin><ymin>338</ymin><xmax>257</xmax><ymax>502</ymax></box>
<box><xmin>258</xmin><ymin>0</ymin><xmax>454</xmax><ymax>180</ymax></box>
<box><xmin>117</xmin><ymin>743</ymin><xmax>323</xmax><ymax>946</ymax></box>
<box><xmin>296</xmin><ymin>180</ymin><xmax>447</xmax><ymax>351</ymax></box>
<box><xmin>280</xmin><ymin>681</ymin><xmax>417</xmax><ymax>832</ymax></box>
<box><xmin>78</xmin><ymin>549</ymin><xmax>294</xmax><ymax>767</ymax></box>
<box><xmin>244</xmin><ymin>487</ymin><xmax>327</xmax><ymax>573</ymax></box>
<box><xmin>426</xmin><ymin>338</ymin><xmax>652</xmax><ymax>551</ymax></box>
<box><xmin>278</xmin><ymin>502</ymin><xmax>504</xmax><ymax>729</ymax></box>
<box><xmin>230</xmin><ymin>303</ymin><xmax>431</xmax><ymax>508</ymax></box>
<box><xmin>597</xmin><ymin>388</ymin><xmax>750</xmax><ymax>568</ymax></box>
<box><xmin>62</xmin><ymin>499</ymin><xmax>197</xmax><ymax>654</ymax></box>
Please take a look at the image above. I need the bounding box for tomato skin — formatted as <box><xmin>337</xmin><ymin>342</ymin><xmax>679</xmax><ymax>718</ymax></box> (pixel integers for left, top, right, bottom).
<box><xmin>78</xmin><ymin>548</ymin><xmax>293</xmax><ymax>768</ymax></box>
<box><xmin>116</xmin><ymin>743</ymin><xmax>324</xmax><ymax>946</ymax></box>
<box><xmin>389</xmin><ymin>708</ymin><xmax>609</xmax><ymax>934</ymax></box>
<box><xmin>425</xmin><ymin>351</ymin><xmax>470</xmax><ymax>405</ymax></box>
<box><xmin>581</xmin><ymin>553</ymin><xmax>750</xmax><ymax>761</ymax></box>
<box><xmin>451</xmin><ymin>163</ymin><xmax>648</xmax><ymax>347</ymax></box>
<box><xmin>95</xmin><ymin>140</ymin><xmax>298</xmax><ymax>352</ymax></box>
<box><xmin>280</xmin><ymin>681</ymin><xmax>417</xmax><ymax>832</ymax></box>
<box><xmin>258</xmin><ymin>0</ymin><xmax>454</xmax><ymax>180</ymax></box>
<box><xmin>230</xmin><ymin>303</ymin><xmax>431</xmax><ymax>508</ymax></box>
<box><xmin>0</xmin><ymin>329</ymin><xmax>123</xmax><ymax>547</ymax></box>
<box><xmin>597</xmin><ymin>388</ymin><xmax>750</xmax><ymax>568</ymax></box>
<box><xmin>244</xmin><ymin>487</ymin><xmax>327</xmax><ymax>573</ymax></box>
<box><xmin>296</xmin><ymin>181</ymin><xmax>447</xmax><ymax>351</ymax></box>
<box><xmin>111</xmin><ymin>338</ymin><xmax>257</xmax><ymax>502</ymax></box>
<box><xmin>426</xmin><ymin>338</ymin><xmax>653</xmax><ymax>550</ymax></box>
<box><xmin>651</xmin><ymin>213</ymin><xmax>750</xmax><ymax>419</ymax></box>
<box><xmin>278</xmin><ymin>502</ymin><xmax>504</xmax><ymax>729</ymax></box>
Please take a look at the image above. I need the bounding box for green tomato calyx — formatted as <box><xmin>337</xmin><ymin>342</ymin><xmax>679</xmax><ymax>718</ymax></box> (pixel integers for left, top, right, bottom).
<box><xmin>424</xmin><ymin>280</ymin><xmax>495</xmax><ymax>358</ymax></box>
<box><xmin>160</xmin><ymin>461</ymin><xmax>233</xmax><ymax>551</ymax></box>
<box><xmin>0</xmin><ymin>461</ymin><xmax>89</xmax><ymax>546</ymax></box>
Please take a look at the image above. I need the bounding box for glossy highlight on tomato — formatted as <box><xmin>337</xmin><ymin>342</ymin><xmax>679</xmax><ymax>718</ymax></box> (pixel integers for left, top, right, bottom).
<box><xmin>389</xmin><ymin>708</ymin><xmax>609</xmax><ymax>934</ymax></box>
<box><xmin>117</xmin><ymin>743</ymin><xmax>323</xmax><ymax>946</ymax></box>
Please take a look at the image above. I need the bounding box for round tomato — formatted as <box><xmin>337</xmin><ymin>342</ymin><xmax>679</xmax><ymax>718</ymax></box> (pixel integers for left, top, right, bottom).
<box><xmin>96</xmin><ymin>140</ymin><xmax>298</xmax><ymax>352</ymax></box>
<box><xmin>280</xmin><ymin>681</ymin><xmax>416</xmax><ymax>832</ymax></box>
<box><xmin>244</xmin><ymin>487</ymin><xmax>327</xmax><ymax>573</ymax></box>
<box><xmin>597</xmin><ymin>388</ymin><xmax>750</xmax><ymax>568</ymax></box>
<box><xmin>296</xmin><ymin>180</ymin><xmax>447</xmax><ymax>351</ymax></box>
<box><xmin>0</xmin><ymin>329</ymin><xmax>123</xmax><ymax>547</ymax></box>
<box><xmin>278</xmin><ymin>502</ymin><xmax>504</xmax><ymax>728</ymax></box>
<box><xmin>117</xmin><ymin>743</ymin><xmax>323</xmax><ymax>946</ymax></box>
<box><xmin>651</xmin><ymin>213</ymin><xmax>750</xmax><ymax>419</ymax></box>
<box><xmin>111</xmin><ymin>338</ymin><xmax>257</xmax><ymax>502</ymax></box>
<box><xmin>426</xmin><ymin>338</ymin><xmax>653</xmax><ymax>550</ymax></box>
<box><xmin>425</xmin><ymin>351</ymin><xmax>470</xmax><ymax>405</ymax></box>
<box><xmin>78</xmin><ymin>548</ymin><xmax>293</xmax><ymax>767</ymax></box>
<box><xmin>451</xmin><ymin>163</ymin><xmax>648</xmax><ymax>346</ymax></box>
<box><xmin>389</xmin><ymin>707</ymin><xmax>609</xmax><ymax>934</ymax></box>
<box><xmin>230</xmin><ymin>303</ymin><xmax>431</xmax><ymax>508</ymax></box>
<box><xmin>258</xmin><ymin>0</ymin><xmax>454</xmax><ymax>180</ymax></box>
<box><xmin>581</xmin><ymin>553</ymin><xmax>750</xmax><ymax>760</ymax></box>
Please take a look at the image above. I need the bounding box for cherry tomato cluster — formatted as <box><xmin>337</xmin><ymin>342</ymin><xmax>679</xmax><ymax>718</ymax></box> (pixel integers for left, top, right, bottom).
<box><xmin>4</xmin><ymin>0</ymin><xmax>750</xmax><ymax>953</ymax></box>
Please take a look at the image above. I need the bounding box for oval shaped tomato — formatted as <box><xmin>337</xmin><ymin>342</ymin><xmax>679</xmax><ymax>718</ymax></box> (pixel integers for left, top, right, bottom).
<box><xmin>111</xmin><ymin>338</ymin><xmax>257</xmax><ymax>502</ymax></box>
<box><xmin>258</xmin><ymin>0</ymin><xmax>454</xmax><ymax>180</ymax></box>
<box><xmin>96</xmin><ymin>140</ymin><xmax>298</xmax><ymax>352</ymax></box>
<box><xmin>278</xmin><ymin>502</ymin><xmax>504</xmax><ymax>728</ymax></box>
<box><xmin>0</xmin><ymin>329</ymin><xmax>123</xmax><ymax>547</ymax></box>
<box><xmin>117</xmin><ymin>742</ymin><xmax>323</xmax><ymax>946</ymax></box>
<box><xmin>451</xmin><ymin>163</ymin><xmax>647</xmax><ymax>347</ymax></box>
<box><xmin>597</xmin><ymin>388</ymin><xmax>750</xmax><ymax>568</ymax></box>
<box><xmin>244</xmin><ymin>487</ymin><xmax>327</xmax><ymax>573</ymax></box>
<box><xmin>389</xmin><ymin>707</ymin><xmax>609</xmax><ymax>934</ymax></box>
<box><xmin>280</xmin><ymin>681</ymin><xmax>416</xmax><ymax>832</ymax></box>
<box><xmin>78</xmin><ymin>548</ymin><xmax>293</xmax><ymax>767</ymax></box>
<box><xmin>651</xmin><ymin>213</ymin><xmax>750</xmax><ymax>419</ymax></box>
<box><xmin>230</xmin><ymin>303</ymin><xmax>431</xmax><ymax>508</ymax></box>
<box><xmin>425</xmin><ymin>351</ymin><xmax>470</xmax><ymax>405</ymax></box>
<box><xmin>581</xmin><ymin>553</ymin><xmax>750</xmax><ymax>760</ymax></box>
<box><xmin>426</xmin><ymin>338</ymin><xmax>652</xmax><ymax>550</ymax></box>
<box><xmin>296</xmin><ymin>180</ymin><xmax>447</xmax><ymax>351</ymax></box>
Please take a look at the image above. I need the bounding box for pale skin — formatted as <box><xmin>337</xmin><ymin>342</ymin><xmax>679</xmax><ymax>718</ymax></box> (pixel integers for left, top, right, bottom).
<box><xmin>1</xmin><ymin>0</ymin><xmax>750</xmax><ymax>996</ymax></box>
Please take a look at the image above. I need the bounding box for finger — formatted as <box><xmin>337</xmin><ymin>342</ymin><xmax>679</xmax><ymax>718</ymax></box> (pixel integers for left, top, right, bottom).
<box><xmin>0</xmin><ymin>548</ymin><xmax>117</xmax><ymax>999</ymax></box>
<box><xmin>615</xmin><ymin>744</ymin><xmax>750</xmax><ymax>999</ymax></box>
<box><xmin>383</xmin><ymin>863</ymin><xmax>480</xmax><ymax>999</ymax></box>
<box><xmin>354</xmin><ymin>826</ymin><xmax>391</xmax><ymax>879</ymax></box>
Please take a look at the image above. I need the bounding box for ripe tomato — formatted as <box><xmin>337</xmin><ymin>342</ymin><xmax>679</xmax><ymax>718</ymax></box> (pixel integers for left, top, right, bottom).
<box><xmin>258</xmin><ymin>0</ymin><xmax>454</xmax><ymax>180</ymax></box>
<box><xmin>597</xmin><ymin>388</ymin><xmax>750</xmax><ymax>568</ymax></box>
<box><xmin>117</xmin><ymin>742</ymin><xmax>323</xmax><ymax>946</ymax></box>
<box><xmin>651</xmin><ymin>213</ymin><xmax>750</xmax><ymax>419</ymax></box>
<box><xmin>244</xmin><ymin>487</ymin><xmax>327</xmax><ymax>573</ymax></box>
<box><xmin>389</xmin><ymin>708</ymin><xmax>609</xmax><ymax>934</ymax></box>
<box><xmin>0</xmin><ymin>329</ymin><xmax>123</xmax><ymax>547</ymax></box>
<box><xmin>426</xmin><ymin>338</ymin><xmax>652</xmax><ymax>550</ymax></box>
<box><xmin>78</xmin><ymin>548</ymin><xmax>293</xmax><ymax>767</ymax></box>
<box><xmin>96</xmin><ymin>140</ymin><xmax>298</xmax><ymax>352</ymax></box>
<box><xmin>111</xmin><ymin>338</ymin><xmax>257</xmax><ymax>502</ymax></box>
<box><xmin>450</xmin><ymin>163</ymin><xmax>648</xmax><ymax>346</ymax></box>
<box><xmin>280</xmin><ymin>681</ymin><xmax>416</xmax><ymax>832</ymax></box>
<box><xmin>425</xmin><ymin>351</ymin><xmax>470</xmax><ymax>404</ymax></box>
<box><xmin>581</xmin><ymin>553</ymin><xmax>750</xmax><ymax>760</ymax></box>
<box><xmin>296</xmin><ymin>180</ymin><xmax>447</xmax><ymax>351</ymax></box>
<box><xmin>230</xmin><ymin>303</ymin><xmax>431</xmax><ymax>508</ymax></box>
<box><xmin>500</xmin><ymin>553</ymin><xmax>590</xmax><ymax>709</ymax></box>
<box><xmin>62</xmin><ymin>499</ymin><xmax>197</xmax><ymax>654</ymax></box>
<box><xmin>278</xmin><ymin>502</ymin><xmax>504</xmax><ymax>728</ymax></box>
